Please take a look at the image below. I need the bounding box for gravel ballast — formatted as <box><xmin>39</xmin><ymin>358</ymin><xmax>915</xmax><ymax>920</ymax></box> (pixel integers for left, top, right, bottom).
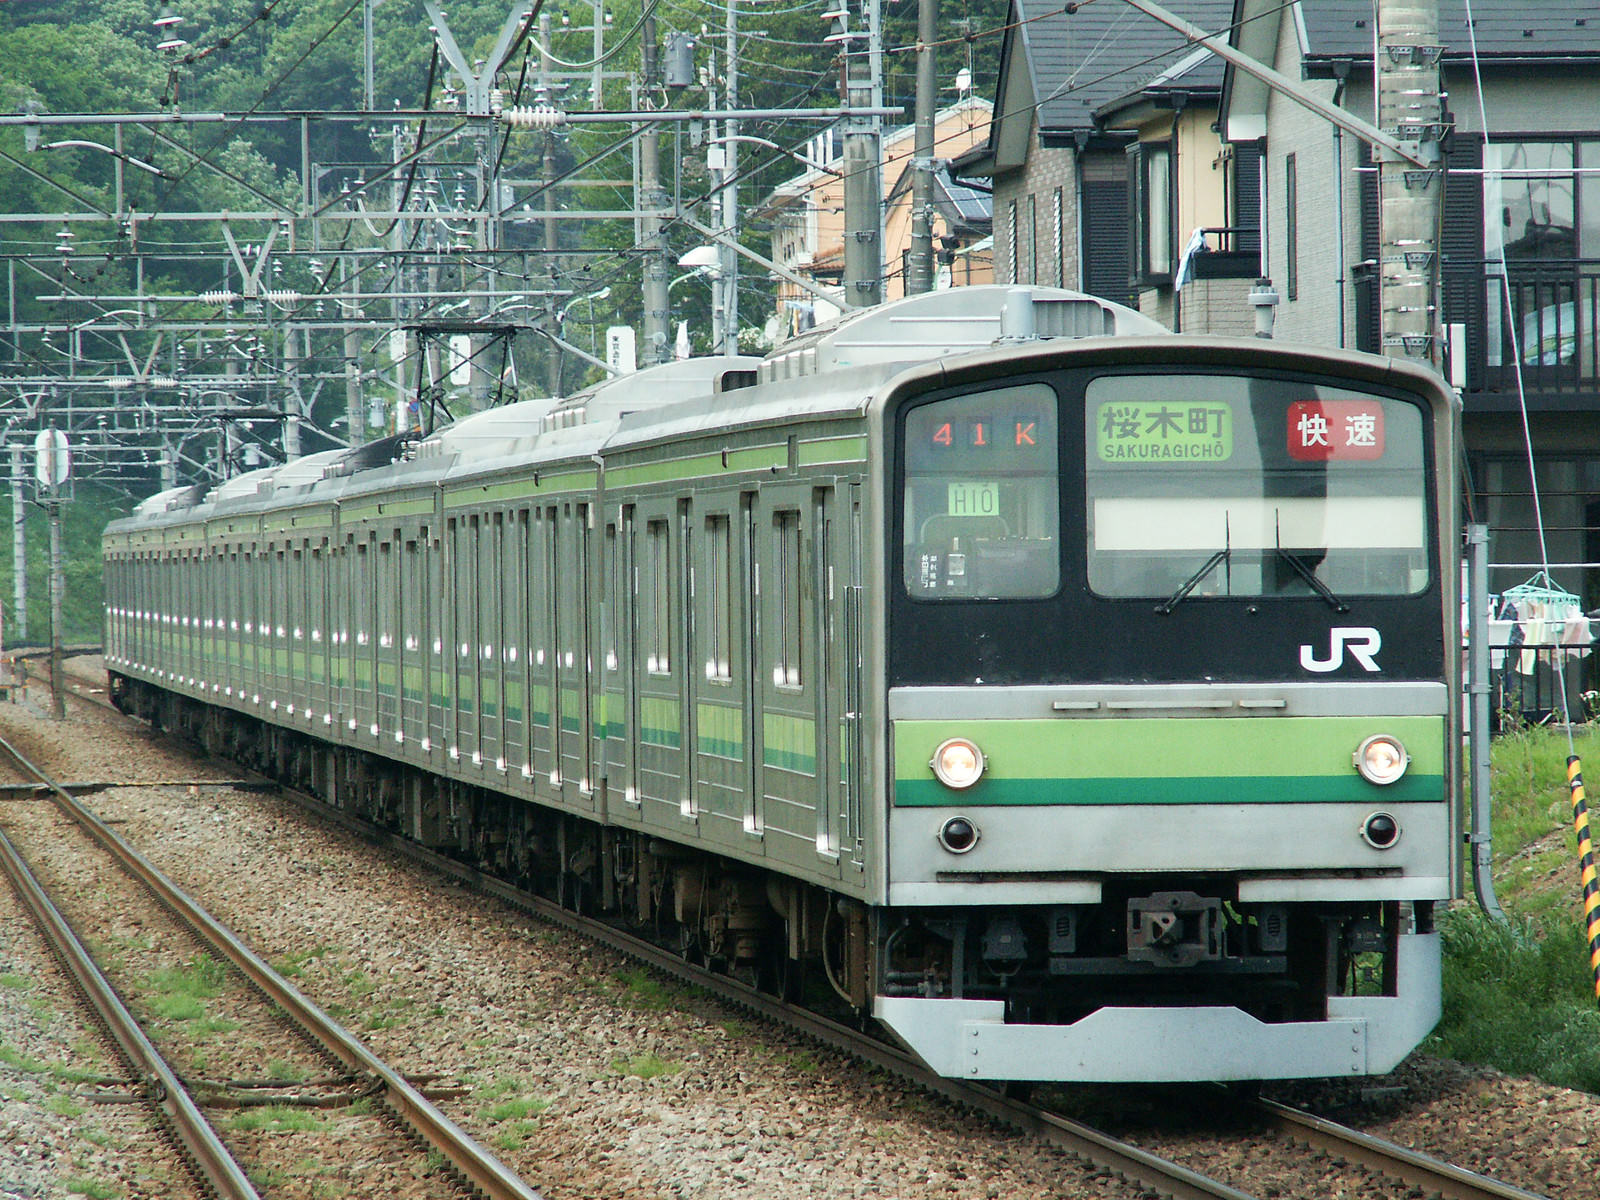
<box><xmin>2</xmin><ymin>669</ymin><xmax>1598</xmax><ymax>1198</ymax></box>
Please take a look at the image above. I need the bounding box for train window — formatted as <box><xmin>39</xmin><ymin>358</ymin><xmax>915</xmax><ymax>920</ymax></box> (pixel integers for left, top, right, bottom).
<box><xmin>774</xmin><ymin>509</ymin><xmax>803</xmax><ymax>687</ymax></box>
<box><xmin>647</xmin><ymin>518</ymin><xmax>671</xmax><ymax>674</ymax></box>
<box><xmin>706</xmin><ymin>514</ymin><xmax>732</xmax><ymax>682</ymax></box>
<box><xmin>901</xmin><ymin>383</ymin><xmax>1060</xmax><ymax>599</ymax></box>
<box><xmin>1085</xmin><ymin>373</ymin><xmax>1430</xmax><ymax>600</ymax></box>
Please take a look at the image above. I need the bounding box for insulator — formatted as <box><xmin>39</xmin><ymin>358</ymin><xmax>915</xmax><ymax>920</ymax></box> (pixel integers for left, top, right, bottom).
<box><xmin>199</xmin><ymin>289</ymin><xmax>240</xmax><ymax>305</ymax></box>
<box><xmin>501</xmin><ymin>105</ymin><xmax>567</xmax><ymax>130</ymax></box>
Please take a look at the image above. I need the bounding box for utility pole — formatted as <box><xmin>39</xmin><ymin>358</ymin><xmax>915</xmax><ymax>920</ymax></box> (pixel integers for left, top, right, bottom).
<box><xmin>341</xmin><ymin>258</ymin><xmax>364</xmax><ymax>446</ymax></box>
<box><xmin>541</xmin><ymin>10</ymin><xmax>562</xmax><ymax>394</ymax></box>
<box><xmin>907</xmin><ymin>0</ymin><xmax>938</xmax><ymax>295</ymax></box>
<box><xmin>721</xmin><ymin>0</ymin><xmax>740</xmax><ymax>353</ymax></box>
<box><xmin>9</xmin><ymin>445</ymin><xmax>25</xmax><ymax>644</ymax></box>
<box><xmin>639</xmin><ymin>21</ymin><xmax>671</xmax><ymax>364</ymax></box>
<box><xmin>1375</xmin><ymin>0</ymin><xmax>1445</xmax><ymax>371</ymax></box>
<box><xmin>832</xmin><ymin>0</ymin><xmax>883</xmax><ymax>308</ymax></box>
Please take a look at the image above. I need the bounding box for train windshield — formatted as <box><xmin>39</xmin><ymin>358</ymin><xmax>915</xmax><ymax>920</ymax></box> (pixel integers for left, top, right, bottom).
<box><xmin>1086</xmin><ymin>373</ymin><xmax>1429</xmax><ymax>600</ymax></box>
<box><xmin>902</xmin><ymin>383</ymin><xmax>1060</xmax><ymax>599</ymax></box>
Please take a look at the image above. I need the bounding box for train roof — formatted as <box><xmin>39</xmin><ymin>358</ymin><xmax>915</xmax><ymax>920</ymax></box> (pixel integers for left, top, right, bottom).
<box><xmin>112</xmin><ymin>287</ymin><xmax>1457</xmax><ymax>537</ymax></box>
<box><xmin>758</xmin><ymin>285</ymin><xmax>1167</xmax><ymax>384</ymax></box>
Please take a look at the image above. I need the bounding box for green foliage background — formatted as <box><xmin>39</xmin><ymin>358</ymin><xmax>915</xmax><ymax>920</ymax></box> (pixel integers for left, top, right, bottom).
<box><xmin>0</xmin><ymin>483</ymin><xmax>128</xmax><ymax>647</ymax></box>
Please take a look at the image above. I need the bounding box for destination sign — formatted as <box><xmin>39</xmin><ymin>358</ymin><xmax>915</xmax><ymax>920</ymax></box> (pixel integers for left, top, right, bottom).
<box><xmin>1095</xmin><ymin>402</ymin><xmax>1233</xmax><ymax>463</ymax></box>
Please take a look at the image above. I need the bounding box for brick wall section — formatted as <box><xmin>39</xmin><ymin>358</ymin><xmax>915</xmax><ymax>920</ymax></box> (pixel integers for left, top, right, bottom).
<box><xmin>992</xmin><ymin>115</ymin><xmax>1079</xmax><ymax>288</ymax></box>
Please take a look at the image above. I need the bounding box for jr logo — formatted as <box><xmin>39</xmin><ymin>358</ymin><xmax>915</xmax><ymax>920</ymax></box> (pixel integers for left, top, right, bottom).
<box><xmin>1300</xmin><ymin>626</ymin><xmax>1382</xmax><ymax>673</ymax></box>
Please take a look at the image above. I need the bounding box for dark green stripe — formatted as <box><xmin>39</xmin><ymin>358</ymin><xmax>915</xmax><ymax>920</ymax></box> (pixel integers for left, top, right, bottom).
<box><xmin>893</xmin><ymin>773</ymin><xmax>1446</xmax><ymax>807</ymax></box>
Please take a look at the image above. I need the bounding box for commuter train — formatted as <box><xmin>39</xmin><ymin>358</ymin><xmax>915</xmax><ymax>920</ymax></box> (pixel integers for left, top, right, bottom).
<box><xmin>104</xmin><ymin>286</ymin><xmax>1460</xmax><ymax>1082</ymax></box>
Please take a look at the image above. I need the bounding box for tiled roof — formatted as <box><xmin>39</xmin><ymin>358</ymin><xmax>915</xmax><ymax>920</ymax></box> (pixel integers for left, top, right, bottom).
<box><xmin>1019</xmin><ymin>0</ymin><xmax>1234</xmax><ymax>132</ymax></box>
<box><xmin>1300</xmin><ymin>0</ymin><xmax>1600</xmax><ymax>62</ymax></box>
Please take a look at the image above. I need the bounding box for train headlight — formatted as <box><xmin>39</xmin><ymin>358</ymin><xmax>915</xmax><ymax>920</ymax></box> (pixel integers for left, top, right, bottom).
<box><xmin>1354</xmin><ymin>734</ymin><xmax>1408</xmax><ymax>785</ymax></box>
<box><xmin>931</xmin><ymin>737</ymin><xmax>985</xmax><ymax>790</ymax></box>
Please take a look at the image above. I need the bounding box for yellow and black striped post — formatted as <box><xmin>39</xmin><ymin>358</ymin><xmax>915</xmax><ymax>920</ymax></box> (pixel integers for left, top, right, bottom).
<box><xmin>1566</xmin><ymin>756</ymin><xmax>1600</xmax><ymax>1002</ymax></box>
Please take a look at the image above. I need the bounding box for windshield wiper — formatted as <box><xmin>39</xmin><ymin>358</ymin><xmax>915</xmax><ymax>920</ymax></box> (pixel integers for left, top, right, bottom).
<box><xmin>1156</xmin><ymin>547</ymin><xmax>1229</xmax><ymax>615</ymax></box>
<box><xmin>1273</xmin><ymin>515</ymin><xmax>1349</xmax><ymax>613</ymax></box>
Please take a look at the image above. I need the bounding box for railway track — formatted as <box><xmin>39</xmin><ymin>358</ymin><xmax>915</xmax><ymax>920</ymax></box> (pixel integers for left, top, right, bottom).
<box><xmin>28</xmin><ymin>661</ymin><xmax>1558</xmax><ymax>1200</ymax></box>
<box><xmin>0</xmin><ymin>727</ymin><xmax>545</xmax><ymax>1200</ymax></box>
<box><xmin>237</xmin><ymin>754</ymin><xmax>1552</xmax><ymax>1200</ymax></box>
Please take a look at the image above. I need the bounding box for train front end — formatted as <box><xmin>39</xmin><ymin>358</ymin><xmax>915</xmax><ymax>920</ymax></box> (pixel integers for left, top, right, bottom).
<box><xmin>873</xmin><ymin>337</ymin><xmax>1459</xmax><ymax>1082</ymax></box>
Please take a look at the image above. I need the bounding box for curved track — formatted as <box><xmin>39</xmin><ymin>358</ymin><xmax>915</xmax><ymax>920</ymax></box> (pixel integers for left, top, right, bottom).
<box><xmin>54</xmin><ymin>655</ymin><xmax>1555</xmax><ymax>1200</ymax></box>
<box><xmin>0</xmin><ymin>726</ymin><xmax>544</xmax><ymax>1200</ymax></box>
<box><xmin>261</xmin><ymin>761</ymin><xmax>1552</xmax><ymax>1200</ymax></box>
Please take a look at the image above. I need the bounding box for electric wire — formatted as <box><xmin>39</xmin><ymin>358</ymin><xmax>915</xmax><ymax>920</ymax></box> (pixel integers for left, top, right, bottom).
<box><xmin>1462</xmin><ymin>0</ymin><xmax>1578</xmax><ymax>741</ymax></box>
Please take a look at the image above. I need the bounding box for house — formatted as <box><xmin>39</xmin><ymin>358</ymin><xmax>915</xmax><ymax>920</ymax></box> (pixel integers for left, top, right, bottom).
<box><xmin>1219</xmin><ymin>0</ymin><xmax>1600</xmax><ymax>606</ymax></box>
<box><xmin>760</xmin><ymin>96</ymin><xmax>993</xmax><ymax>336</ymax></box>
<box><xmin>953</xmin><ymin>0</ymin><xmax>1260</xmax><ymax>331</ymax></box>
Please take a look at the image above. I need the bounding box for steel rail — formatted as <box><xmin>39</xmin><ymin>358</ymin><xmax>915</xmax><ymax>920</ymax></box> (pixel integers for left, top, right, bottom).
<box><xmin>90</xmin><ymin>701</ymin><xmax>1550</xmax><ymax>1200</ymax></box>
<box><xmin>0</xmin><ymin>734</ymin><xmax>544</xmax><ymax>1200</ymax></box>
<box><xmin>0</xmin><ymin>797</ymin><xmax>261</xmax><ymax>1198</ymax></box>
<box><xmin>1251</xmin><ymin>1097</ymin><xmax>1552</xmax><ymax>1200</ymax></box>
<box><xmin>285</xmin><ymin>789</ymin><xmax>1257</xmax><ymax>1200</ymax></box>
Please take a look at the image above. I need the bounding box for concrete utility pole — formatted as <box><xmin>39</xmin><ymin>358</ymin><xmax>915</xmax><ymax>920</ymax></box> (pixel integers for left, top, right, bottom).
<box><xmin>833</xmin><ymin>0</ymin><xmax>883</xmax><ymax>307</ymax></box>
<box><xmin>9</xmin><ymin>446</ymin><xmax>25</xmax><ymax>644</ymax></box>
<box><xmin>541</xmin><ymin>10</ymin><xmax>561</xmax><ymax>394</ymax></box>
<box><xmin>720</xmin><ymin>1</ymin><xmax>740</xmax><ymax>354</ymax></box>
<box><xmin>639</xmin><ymin>18</ymin><xmax>672</xmax><ymax>364</ymax></box>
<box><xmin>1375</xmin><ymin>0</ymin><xmax>1445</xmax><ymax>371</ymax></box>
<box><xmin>906</xmin><ymin>0</ymin><xmax>938</xmax><ymax>295</ymax></box>
<box><xmin>1120</xmin><ymin>0</ymin><xmax>1443</xmax><ymax>371</ymax></box>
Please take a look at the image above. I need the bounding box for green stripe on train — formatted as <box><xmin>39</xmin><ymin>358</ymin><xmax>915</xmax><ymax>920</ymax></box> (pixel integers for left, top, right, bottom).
<box><xmin>763</xmin><ymin>711</ymin><xmax>816</xmax><ymax>775</ymax></box>
<box><xmin>892</xmin><ymin>715</ymin><xmax>1445</xmax><ymax>806</ymax></box>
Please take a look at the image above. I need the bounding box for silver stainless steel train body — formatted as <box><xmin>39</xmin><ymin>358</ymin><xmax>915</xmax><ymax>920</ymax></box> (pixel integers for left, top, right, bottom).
<box><xmin>104</xmin><ymin>286</ymin><xmax>1460</xmax><ymax>1082</ymax></box>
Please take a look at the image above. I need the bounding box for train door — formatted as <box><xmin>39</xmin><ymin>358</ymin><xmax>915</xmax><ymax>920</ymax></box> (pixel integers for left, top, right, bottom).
<box><xmin>341</xmin><ymin>533</ymin><xmax>359</xmax><ymax>732</ymax></box>
<box><xmin>502</xmin><ymin>511</ymin><xmax>527</xmax><ymax>777</ymax></box>
<box><xmin>635</xmin><ymin>507</ymin><xmax>683</xmax><ymax>824</ymax></box>
<box><xmin>375</xmin><ymin>535</ymin><xmax>395</xmax><ymax>740</ymax></box>
<box><xmin>428</xmin><ymin>527</ymin><xmax>448</xmax><ymax>754</ymax></box>
<box><xmin>272</xmin><ymin>544</ymin><xmax>286</xmax><ymax>708</ymax></box>
<box><xmin>451</xmin><ymin>516</ymin><xmax>478</xmax><ymax>765</ymax></box>
<box><xmin>555</xmin><ymin>501</ymin><xmax>596</xmax><ymax>805</ymax></box>
<box><xmin>479</xmin><ymin>511</ymin><xmax>504</xmax><ymax>772</ymax></box>
<box><xmin>530</xmin><ymin>507</ymin><xmax>557</xmax><ymax>790</ymax></box>
<box><xmin>676</xmin><ymin>499</ymin><xmax>695</xmax><ymax>818</ymax></box>
<box><xmin>400</xmin><ymin>533</ymin><xmax>421</xmax><ymax>747</ymax></box>
<box><xmin>606</xmin><ymin>506</ymin><xmax>639</xmax><ymax>807</ymax></box>
<box><xmin>755</xmin><ymin>493</ymin><xmax>819</xmax><ymax>867</ymax></box>
<box><xmin>311</xmin><ymin>538</ymin><xmax>329</xmax><ymax>722</ymax></box>
<box><xmin>289</xmin><ymin>544</ymin><xmax>304</xmax><ymax>702</ymax></box>
<box><xmin>818</xmin><ymin>483</ymin><xmax>866</xmax><ymax>873</ymax></box>
<box><xmin>692</xmin><ymin>498</ymin><xmax>753</xmax><ymax>842</ymax></box>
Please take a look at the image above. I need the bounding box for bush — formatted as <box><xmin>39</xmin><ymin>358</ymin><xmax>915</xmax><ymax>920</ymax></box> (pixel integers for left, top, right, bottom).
<box><xmin>1432</xmin><ymin>907</ymin><xmax>1600</xmax><ymax>1091</ymax></box>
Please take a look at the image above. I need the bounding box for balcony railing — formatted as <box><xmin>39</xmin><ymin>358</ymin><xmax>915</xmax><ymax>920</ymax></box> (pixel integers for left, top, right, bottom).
<box><xmin>1356</xmin><ymin>258</ymin><xmax>1600</xmax><ymax>404</ymax></box>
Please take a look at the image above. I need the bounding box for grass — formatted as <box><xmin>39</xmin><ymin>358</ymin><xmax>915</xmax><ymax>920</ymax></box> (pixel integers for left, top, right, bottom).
<box><xmin>1430</xmin><ymin>723</ymin><xmax>1600</xmax><ymax>1091</ymax></box>
<box><xmin>63</xmin><ymin>1180</ymin><xmax>118</xmax><ymax>1199</ymax></box>
<box><xmin>612</xmin><ymin>1052</ymin><xmax>680</xmax><ymax>1080</ymax></box>
<box><xmin>228</xmin><ymin>1106</ymin><xmax>329</xmax><ymax>1134</ymax></box>
<box><xmin>144</xmin><ymin>953</ymin><xmax>228</xmax><ymax>1024</ymax></box>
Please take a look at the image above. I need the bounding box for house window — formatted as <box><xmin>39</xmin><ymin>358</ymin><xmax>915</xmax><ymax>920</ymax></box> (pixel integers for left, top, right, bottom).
<box><xmin>1053</xmin><ymin>187</ymin><xmax>1066</xmax><ymax>288</ymax></box>
<box><xmin>1007</xmin><ymin>199</ymin><xmax>1019</xmax><ymax>283</ymax></box>
<box><xmin>1284</xmin><ymin>153</ymin><xmax>1298</xmax><ymax>301</ymax></box>
<box><xmin>1130</xmin><ymin>140</ymin><xmax>1173</xmax><ymax>285</ymax></box>
<box><xmin>1482</xmin><ymin>138</ymin><xmax>1600</xmax><ymax>367</ymax></box>
<box><xmin>1027</xmin><ymin>193</ymin><xmax>1038</xmax><ymax>284</ymax></box>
